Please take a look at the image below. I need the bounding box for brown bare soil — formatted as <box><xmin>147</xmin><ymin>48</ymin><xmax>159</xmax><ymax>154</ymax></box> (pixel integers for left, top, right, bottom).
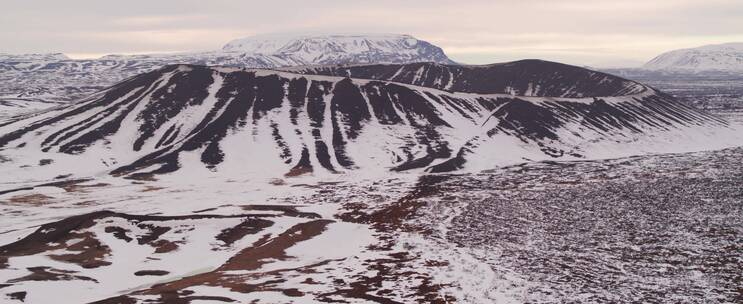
<box><xmin>7</xmin><ymin>291</ymin><xmax>26</xmax><ymax>302</ymax></box>
<box><xmin>192</xmin><ymin>207</ymin><xmax>218</xmax><ymax>214</ymax></box>
<box><xmin>134</xmin><ymin>270</ymin><xmax>170</xmax><ymax>276</ymax></box>
<box><xmin>152</xmin><ymin>239</ymin><xmax>179</xmax><ymax>254</ymax></box>
<box><xmin>7</xmin><ymin>266</ymin><xmax>98</xmax><ymax>283</ymax></box>
<box><xmin>89</xmin><ymin>295</ymin><xmax>138</xmax><ymax>304</ymax></box>
<box><xmin>215</xmin><ymin>218</ymin><xmax>273</xmax><ymax>247</ymax></box>
<box><xmin>240</xmin><ymin>205</ymin><xmax>321</xmax><ymax>219</ymax></box>
<box><xmin>284</xmin><ymin>165</ymin><xmax>312</xmax><ymax>177</ymax></box>
<box><xmin>135</xmin><ymin>224</ymin><xmax>171</xmax><ymax>245</ymax></box>
<box><xmin>328</xmin><ymin>175</ymin><xmax>455</xmax><ymax>303</ymax></box>
<box><xmin>105</xmin><ymin>226</ymin><xmax>133</xmax><ymax>242</ymax></box>
<box><xmin>141</xmin><ymin>186</ymin><xmax>164</xmax><ymax>192</ymax></box>
<box><xmin>90</xmin><ymin>220</ymin><xmax>336</xmax><ymax>303</ymax></box>
<box><xmin>0</xmin><ymin>211</ymin><xmax>283</xmax><ymax>277</ymax></box>
<box><xmin>73</xmin><ymin>200</ymin><xmax>99</xmax><ymax>207</ymax></box>
<box><xmin>122</xmin><ymin>173</ymin><xmax>158</xmax><ymax>181</ymax></box>
<box><xmin>339</xmin><ymin>175</ymin><xmax>449</xmax><ymax>233</ymax></box>
<box><xmin>61</xmin><ymin>182</ymin><xmax>111</xmax><ymax>193</ymax></box>
<box><xmin>0</xmin><ymin>211</ymin><xmax>115</xmax><ymax>270</ymax></box>
<box><xmin>48</xmin><ymin>231</ymin><xmax>112</xmax><ymax>269</ymax></box>
<box><xmin>7</xmin><ymin>194</ymin><xmax>54</xmax><ymax>206</ymax></box>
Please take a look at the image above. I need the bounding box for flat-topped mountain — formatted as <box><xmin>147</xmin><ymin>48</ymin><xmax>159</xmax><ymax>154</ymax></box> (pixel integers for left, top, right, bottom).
<box><xmin>643</xmin><ymin>42</ymin><xmax>743</xmax><ymax>72</ymax></box>
<box><xmin>222</xmin><ymin>33</ymin><xmax>453</xmax><ymax>65</ymax></box>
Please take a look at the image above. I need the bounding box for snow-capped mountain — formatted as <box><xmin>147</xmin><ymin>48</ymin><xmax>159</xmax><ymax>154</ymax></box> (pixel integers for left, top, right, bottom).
<box><xmin>0</xmin><ymin>60</ymin><xmax>739</xmax><ymax>183</ymax></box>
<box><xmin>644</xmin><ymin>42</ymin><xmax>743</xmax><ymax>72</ymax></box>
<box><xmin>0</xmin><ymin>34</ymin><xmax>454</xmax><ymax>117</ymax></box>
<box><xmin>222</xmin><ymin>34</ymin><xmax>453</xmax><ymax>65</ymax></box>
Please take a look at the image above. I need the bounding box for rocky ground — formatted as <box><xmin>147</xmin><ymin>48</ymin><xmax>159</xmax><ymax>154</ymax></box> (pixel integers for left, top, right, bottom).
<box><xmin>411</xmin><ymin>147</ymin><xmax>743</xmax><ymax>303</ymax></box>
<box><xmin>1</xmin><ymin>136</ymin><xmax>742</xmax><ymax>303</ymax></box>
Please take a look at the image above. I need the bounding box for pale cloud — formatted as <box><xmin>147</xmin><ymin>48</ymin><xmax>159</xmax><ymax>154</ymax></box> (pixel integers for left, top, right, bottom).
<box><xmin>70</xmin><ymin>28</ymin><xmax>252</xmax><ymax>51</ymax></box>
<box><xmin>538</xmin><ymin>0</ymin><xmax>699</xmax><ymax>12</ymax></box>
<box><xmin>110</xmin><ymin>15</ymin><xmax>209</xmax><ymax>27</ymax></box>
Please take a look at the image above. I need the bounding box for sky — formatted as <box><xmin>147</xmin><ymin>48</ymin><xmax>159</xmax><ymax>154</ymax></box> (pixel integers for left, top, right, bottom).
<box><xmin>1</xmin><ymin>0</ymin><xmax>742</xmax><ymax>68</ymax></box>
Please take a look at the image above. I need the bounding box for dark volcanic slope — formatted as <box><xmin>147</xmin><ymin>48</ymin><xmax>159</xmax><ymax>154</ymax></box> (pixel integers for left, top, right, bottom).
<box><xmin>287</xmin><ymin>60</ymin><xmax>647</xmax><ymax>97</ymax></box>
<box><xmin>0</xmin><ymin>62</ymin><xmax>735</xmax><ymax>180</ymax></box>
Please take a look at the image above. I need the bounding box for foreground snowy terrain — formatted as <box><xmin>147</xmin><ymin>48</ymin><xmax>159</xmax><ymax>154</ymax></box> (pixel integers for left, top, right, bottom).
<box><xmin>1</xmin><ymin>145</ymin><xmax>743</xmax><ymax>303</ymax></box>
<box><xmin>1</xmin><ymin>52</ymin><xmax>742</xmax><ymax>303</ymax></box>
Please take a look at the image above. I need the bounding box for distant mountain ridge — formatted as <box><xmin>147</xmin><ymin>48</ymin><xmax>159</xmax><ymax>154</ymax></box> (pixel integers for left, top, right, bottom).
<box><xmin>0</xmin><ymin>53</ymin><xmax>70</xmax><ymax>61</ymax></box>
<box><xmin>0</xmin><ymin>34</ymin><xmax>454</xmax><ymax>118</ymax></box>
<box><xmin>643</xmin><ymin>42</ymin><xmax>743</xmax><ymax>72</ymax></box>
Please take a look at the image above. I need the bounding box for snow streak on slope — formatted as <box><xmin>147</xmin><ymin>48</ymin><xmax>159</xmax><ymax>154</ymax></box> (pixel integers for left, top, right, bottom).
<box><xmin>644</xmin><ymin>42</ymin><xmax>743</xmax><ymax>72</ymax></box>
<box><xmin>288</xmin><ymin>60</ymin><xmax>646</xmax><ymax>97</ymax></box>
<box><xmin>0</xmin><ymin>61</ymin><xmax>740</xmax><ymax>184</ymax></box>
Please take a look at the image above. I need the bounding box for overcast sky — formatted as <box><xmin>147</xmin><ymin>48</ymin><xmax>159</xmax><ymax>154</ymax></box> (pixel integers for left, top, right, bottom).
<box><xmin>2</xmin><ymin>0</ymin><xmax>742</xmax><ymax>67</ymax></box>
